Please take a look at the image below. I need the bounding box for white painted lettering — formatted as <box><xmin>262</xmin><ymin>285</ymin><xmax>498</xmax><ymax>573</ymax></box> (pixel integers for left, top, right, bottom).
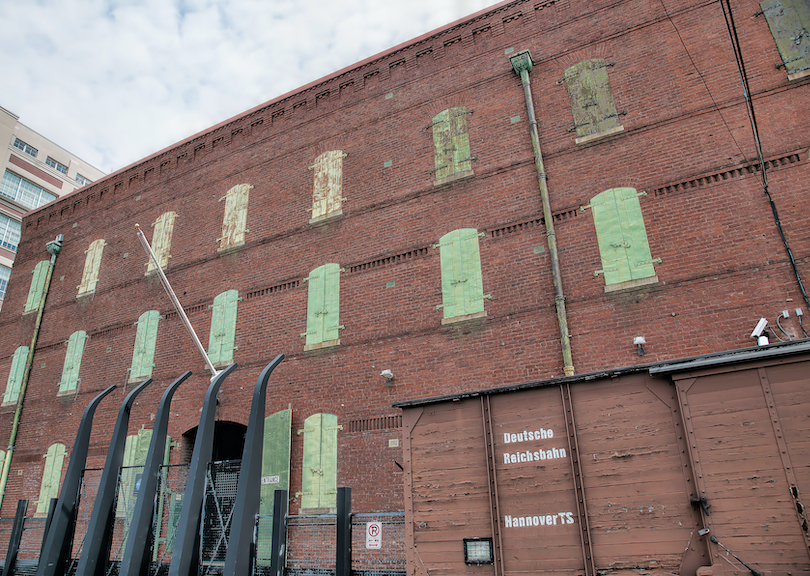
<box><xmin>552</xmin><ymin>513</ymin><xmax>557</xmax><ymax>525</ymax></box>
<box><xmin>505</xmin><ymin>515</ymin><xmax>513</xmax><ymax>527</ymax></box>
<box><xmin>511</xmin><ymin>433</ymin><xmax>518</xmax><ymax>443</ymax></box>
<box><xmin>566</xmin><ymin>512</ymin><xmax>574</xmax><ymax>524</ymax></box>
<box><xmin>532</xmin><ymin>516</ymin><xmax>539</xmax><ymax>526</ymax></box>
<box><xmin>560</xmin><ymin>447</ymin><xmax>566</xmax><ymax>458</ymax></box>
<box><xmin>518</xmin><ymin>516</ymin><xmax>525</xmax><ymax>527</ymax></box>
<box><xmin>504</xmin><ymin>433</ymin><xmax>511</xmax><ymax>444</ymax></box>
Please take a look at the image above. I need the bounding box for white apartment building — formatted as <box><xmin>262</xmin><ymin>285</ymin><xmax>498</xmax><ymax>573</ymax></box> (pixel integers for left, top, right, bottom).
<box><xmin>0</xmin><ymin>106</ymin><xmax>105</xmax><ymax>310</ymax></box>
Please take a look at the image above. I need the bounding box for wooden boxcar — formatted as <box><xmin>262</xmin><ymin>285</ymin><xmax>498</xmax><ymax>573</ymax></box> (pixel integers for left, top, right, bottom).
<box><xmin>396</xmin><ymin>342</ymin><xmax>810</xmax><ymax>576</ymax></box>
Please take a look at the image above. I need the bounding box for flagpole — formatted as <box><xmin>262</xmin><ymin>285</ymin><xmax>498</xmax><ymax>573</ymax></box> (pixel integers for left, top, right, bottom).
<box><xmin>135</xmin><ymin>224</ymin><xmax>219</xmax><ymax>379</ymax></box>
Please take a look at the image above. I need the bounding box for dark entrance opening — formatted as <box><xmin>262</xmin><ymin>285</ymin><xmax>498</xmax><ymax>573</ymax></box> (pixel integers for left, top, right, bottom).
<box><xmin>180</xmin><ymin>420</ymin><xmax>247</xmax><ymax>566</ymax></box>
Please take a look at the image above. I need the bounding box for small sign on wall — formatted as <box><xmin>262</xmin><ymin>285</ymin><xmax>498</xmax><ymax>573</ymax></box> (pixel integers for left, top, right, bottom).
<box><xmin>366</xmin><ymin>522</ymin><xmax>382</xmax><ymax>549</ymax></box>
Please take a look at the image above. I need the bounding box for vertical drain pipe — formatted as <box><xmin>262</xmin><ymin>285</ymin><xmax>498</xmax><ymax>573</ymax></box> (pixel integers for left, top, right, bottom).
<box><xmin>0</xmin><ymin>234</ymin><xmax>64</xmax><ymax>510</ymax></box>
<box><xmin>510</xmin><ymin>51</ymin><xmax>575</xmax><ymax>377</ymax></box>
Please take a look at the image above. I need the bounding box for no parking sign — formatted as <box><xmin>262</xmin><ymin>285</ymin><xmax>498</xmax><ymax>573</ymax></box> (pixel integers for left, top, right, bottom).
<box><xmin>366</xmin><ymin>521</ymin><xmax>382</xmax><ymax>549</ymax></box>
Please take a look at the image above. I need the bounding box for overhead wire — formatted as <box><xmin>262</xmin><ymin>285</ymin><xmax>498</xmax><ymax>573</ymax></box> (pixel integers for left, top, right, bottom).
<box><xmin>719</xmin><ymin>0</ymin><xmax>810</xmax><ymax>316</ymax></box>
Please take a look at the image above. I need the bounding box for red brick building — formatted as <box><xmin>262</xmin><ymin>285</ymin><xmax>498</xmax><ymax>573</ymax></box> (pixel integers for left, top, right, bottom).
<box><xmin>0</xmin><ymin>0</ymin><xmax>808</xmax><ymax>572</ymax></box>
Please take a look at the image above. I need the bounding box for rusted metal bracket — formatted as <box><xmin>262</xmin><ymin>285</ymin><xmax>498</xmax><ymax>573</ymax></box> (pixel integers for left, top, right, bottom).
<box><xmin>560</xmin><ymin>383</ymin><xmax>595</xmax><ymax>576</ymax></box>
<box><xmin>481</xmin><ymin>396</ymin><xmax>504</xmax><ymax>576</ymax></box>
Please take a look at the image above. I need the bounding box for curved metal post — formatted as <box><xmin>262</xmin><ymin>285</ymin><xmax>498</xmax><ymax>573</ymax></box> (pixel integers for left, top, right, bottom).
<box><xmin>119</xmin><ymin>372</ymin><xmax>192</xmax><ymax>576</ymax></box>
<box><xmin>168</xmin><ymin>363</ymin><xmax>237</xmax><ymax>576</ymax></box>
<box><xmin>36</xmin><ymin>384</ymin><xmax>116</xmax><ymax>576</ymax></box>
<box><xmin>223</xmin><ymin>355</ymin><xmax>285</xmax><ymax>576</ymax></box>
<box><xmin>75</xmin><ymin>379</ymin><xmax>152</xmax><ymax>576</ymax></box>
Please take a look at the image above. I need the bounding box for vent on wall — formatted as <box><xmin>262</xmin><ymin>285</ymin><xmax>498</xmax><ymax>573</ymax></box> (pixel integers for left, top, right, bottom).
<box><xmin>347</xmin><ymin>247</ymin><xmax>430</xmax><ymax>274</ymax></box>
<box><xmin>244</xmin><ymin>279</ymin><xmax>301</xmax><ymax>301</ymax></box>
<box><xmin>346</xmin><ymin>415</ymin><xmax>402</xmax><ymax>433</ymax></box>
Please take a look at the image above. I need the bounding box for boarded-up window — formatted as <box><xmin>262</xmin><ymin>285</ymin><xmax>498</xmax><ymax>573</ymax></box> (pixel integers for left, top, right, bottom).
<box><xmin>761</xmin><ymin>0</ymin><xmax>810</xmax><ymax>80</ymax></box>
<box><xmin>299</xmin><ymin>413</ymin><xmax>339</xmax><ymax>511</ymax></box>
<box><xmin>36</xmin><ymin>443</ymin><xmax>66</xmax><ymax>516</ymax></box>
<box><xmin>310</xmin><ymin>151</ymin><xmax>345</xmax><ymax>222</ymax></box>
<box><xmin>432</xmin><ymin>106</ymin><xmax>474</xmax><ymax>183</ymax></box>
<box><xmin>2</xmin><ymin>345</ymin><xmax>29</xmax><ymax>406</ymax></box>
<box><xmin>58</xmin><ymin>330</ymin><xmax>88</xmax><ymax>394</ymax></box>
<box><xmin>77</xmin><ymin>239</ymin><xmax>106</xmax><ymax>297</ymax></box>
<box><xmin>208</xmin><ymin>289</ymin><xmax>240</xmax><ymax>366</ymax></box>
<box><xmin>589</xmin><ymin>187</ymin><xmax>659</xmax><ymax>289</ymax></box>
<box><xmin>24</xmin><ymin>260</ymin><xmax>49</xmax><ymax>313</ymax></box>
<box><xmin>436</xmin><ymin>229</ymin><xmax>489</xmax><ymax>323</ymax></box>
<box><xmin>218</xmin><ymin>184</ymin><xmax>252</xmax><ymax>251</ymax></box>
<box><xmin>117</xmin><ymin>429</ymin><xmax>153</xmax><ymax>521</ymax></box>
<box><xmin>145</xmin><ymin>211</ymin><xmax>177</xmax><ymax>274</ymax></box>
<box><xmin>564</xmin><ymin>58</ymin><xmax>624</xmax><ymax>143</ymax></box>
<box><xmin>301</xmin><ymin>264</ymin><xmax>342</xmax><ymax>350</ymax></box>
<box><xmin>257</xmin><ymin>408</ymin><xmax>292</xmax><ymax>566</ymax></box>
<box><xmin>128</xmin><ymin>310</ymin><xmax>161</xmax><ymax>382</ymax></box>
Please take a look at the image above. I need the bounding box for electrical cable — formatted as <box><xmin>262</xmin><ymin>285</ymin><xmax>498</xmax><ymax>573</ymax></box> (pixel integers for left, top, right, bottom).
<box><xmin>720</xmin><ymin>0</ymin><xmax>810</xmax><ymax>316</ymax></box>
<box><xmin>798</xmin><ymin>313</ymin><xmax>809</xmax><ymax>338</ymax></box>
<box><xmin>775</xmin><ymin>314</ymin><xmax>790</xmax><ymax>341</ymax></box>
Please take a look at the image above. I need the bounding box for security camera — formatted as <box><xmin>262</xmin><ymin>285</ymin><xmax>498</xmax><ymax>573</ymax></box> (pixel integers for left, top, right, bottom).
<box><xmin>750</xmin><ymin>318</ymin><xmax>768</xmax><ymax>338</ymax></box>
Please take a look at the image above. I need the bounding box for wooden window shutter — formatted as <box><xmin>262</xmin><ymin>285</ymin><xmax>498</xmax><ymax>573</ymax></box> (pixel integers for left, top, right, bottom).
<box><xmin>564</xmin><ymin>59</ymin><xmax>622</xmax><ymax>140</ymax></box>
<box><xmin>24</xmin><ymin>260</ymin><xmax>50</xmax><ymax>312</ymax></box>
<box><xmin>3</xmin><ymin>345</ymin><xmax>30</xmax><ymax>405</ymax></box>
<box><xmin>77</xmin><ymin>239</ymin><xmax>106</xmax><ymax>296</ymax></box>
<box><xmin>146</xmin><ymin>211</ymin><xmax>177</xmax><ymax>274</ymax></box>
<box><xmin>311</xmin><ymin>151</ymin><xmax>345</xmax><ymax>221</ymax></box>
<box><xmin>257</xmin><ymin>408</ymin><xmax>292</xmax><ymax>565</ymax></box>
<box><xmin>129</xmin><ymin>310</ymin><xmax>161</xmax><ymax>381</ymax></box>
<box><xmin>432</xmin><ymin>109</ymin><xmax>453</xmax><ymax>180</ymax></box>
<box><xmin>58</xmin><ymin>331</ymin><xmax>88</xmax><ymax>394</ymax></box>
<box><xmin>219</xmin><ymin>184</ymin><xmax>252</xmax><ymax>250</ymax></box>
<box><xmin>590</xmin><ymin>187</ymin><xmax>657</xmax><ymax>286</ymax></box>
<box><xmin>118</xmin><ymin>430</ymin><xmax>152</xmax><ymax>523</ymax></box>
<box><xmin>303</xmin><ymin>264</ymin><xmax>341</xmax><ymax>347</ymax></box>
<box><xmin>300</xmin><ymin>413</ymin><xmax>339</xmax><ymax>510</ymax></box>
<box><xmin>432</xmin><ymin>107</ymin><xmax>472</xmax><ymax>181</ymax></box>
<box><xmin>207</xmin><ymin>290</ymin><xmax>240</xmax><ymax>366</ymax></box>
<box><xmin>36</xmin><ymin>443</ymin><xmax>66</xmax><ymax>516</ymax></box>
<box><xmin>437</xmin><ymin>229</ymin><xmax>488</xmax><ymax>319</ymax></box>
<box><xmin>761</xmin><ymin>0</ymin><xmax>810</xmax><ymax>79</ymax></box>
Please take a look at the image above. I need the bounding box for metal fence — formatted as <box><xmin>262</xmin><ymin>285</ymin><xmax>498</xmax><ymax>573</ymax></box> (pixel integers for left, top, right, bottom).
<box><xmin>351</xmin><ymin>513</ymin><xmax>405</xmax><ymax>576</ymax></box>
<box><xmin>0</xmin><ymin>466</ymin><xmax>405</xmax><ymax>576</ymax></box>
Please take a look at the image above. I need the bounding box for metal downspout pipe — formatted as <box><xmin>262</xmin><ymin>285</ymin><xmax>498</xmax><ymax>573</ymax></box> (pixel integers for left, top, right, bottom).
<box><xmin>510</xmin><ymin>51</ymin><xmax>575</xmax><ymax>377</ymax></box>
<box><xmin>0</xmin><ymin>234</ymin><xmax>64</xmax><ymax>510</ymax></box>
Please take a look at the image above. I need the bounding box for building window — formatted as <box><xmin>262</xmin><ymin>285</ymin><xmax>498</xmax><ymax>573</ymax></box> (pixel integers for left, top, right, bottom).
<box><xmin>218</xmin><ymin>183</ymin><xmax>251</xmax><ymax>251</ymax></box>
<box><xmin>45</xmin><ymin>157</ymin><xmax>68</xmax><ymax>175</ymax></box>
<box><xmin>0</xmin><ymin>214</ymin><xmax>21</xmax><ymax>252</ymax></box>
<box><xmin>129</xmin><ymin>310</ymin><xmax>161</xmax><ymax>382</ymax></box>
<box><xmin>36</xmin><ymin>443</ymin><xmax>66</xmax><ymax>516</ymax></box>
<box><xmin>298</xmin><ymin>413</ymin><xmax>340</xmax><ymax>511</ymax></box>
<box><xmin>2</xmin><ymin>345</ymin><xmax>29</xmax><ymax>406</ymax></box>
<box><xmin>563</xmin><ymin>58</ymin><xmax>625</xmax><ymax>144</ymax></box>
<box><xmin>309</xmin><ymin>151</ymin><xmax>346</xmax><ymax>223</ymax></box>
<box><xmin>587</xmin><ymin>187</ymin><xmax>659</xmax><ymax>291</ymax></box>
<box><xmin>207</xmin><ymin>290</ymin><xmax>240</xmax><ymax>367</ymax></box>
<box><xmin>58</xmin><ymin>330</ymin><xmax>88</xmax><ymax>395</ymax></box>
<box><xmin>761</xmin><ymin>0</ymin><xmax>810</xmax><ymax>80</ymax></box>
<box><xmin>75</xmin><ymin>174</ymin><xmax>92</xmax><ymax>187</ymax></box>
<box><xmin>1</xmin><ymin>170</ymin><xmax>58</xmax><ymax>211</ymax></box>
<box><xmin>13</xmin><ymin>138</ymin><xmax>37</xmax><ymax>158</ymax></box>
<box><xmin>77</xmin><ymin>239</ymin><xmax>106</xmax><ymax>297</ymax></box>
<box><xmin>435</xmin><ymin>228</ymin><xmax>489</xmax><ymax>323</ymax></box>
<box><xmin>301</xmin><ymin>263</ymin><xmax>342</xmax><ymax>350</ymax></box>
<box><xmin>24</xmin><ymin>260</ymin><xmax>50</xmax><ymax>313</ymax></box>
<box><xmin>145</xmin><ymin>211</ymin><xmax>177</xmax><ymax>274</ymax></box>
<box><xmin>431</xmin><ymin>106</ymin><xmax>474</xmax><ymax>184</ymax></box>
<box><xmin>0</xmin><ymin>265</ymin><xmax>10</xmax><ymax>304</ymax></box>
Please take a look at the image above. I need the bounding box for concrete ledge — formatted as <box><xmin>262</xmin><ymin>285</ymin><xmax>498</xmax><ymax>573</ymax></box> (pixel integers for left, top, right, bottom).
<box><xmin>304</xmin><ymin>339</ymin><xmax>340</xmax><ymax>351</ymax></box>
<box><xmin>604</xmin><ymin>275</ymin><xmax>658</xmax><ymax>293</ymax></box>
<box><xmin>575</xmin><ymin>124</ymin><xmax>624</xmax><ymax>145</ymax></box>
<box><xmin>442</xmin><ymin>310</ymin><xmax>487</xmax><ymax>325</ymax></box>
<box><xmin>434</xmin><ymin>169</ymin><xmax>474</xmax><ymax>187</ymax></box>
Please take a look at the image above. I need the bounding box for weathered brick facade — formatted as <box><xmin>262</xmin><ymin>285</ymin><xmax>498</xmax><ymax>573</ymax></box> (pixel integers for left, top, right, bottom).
<box><xmin>0</xmin><ymin>0</ymin><xmax>807</xmax><ymax>537</ymax></box>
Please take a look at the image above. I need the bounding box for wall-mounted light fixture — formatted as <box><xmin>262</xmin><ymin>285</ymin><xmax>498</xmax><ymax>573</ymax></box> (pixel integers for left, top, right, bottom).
<box><xmin>463</xmin><ymin>538</ymin><xmax>494</xmax><ymax>564</ymax></box>
<box><xmin>633</xmin><ymin>336</ymin><xmax>646</xmax><ymax>356</ymax></box>
<box><xmin>380</xmin><ymin>369</ymin><xmax>393</xmax><ymax>385</ymax></box>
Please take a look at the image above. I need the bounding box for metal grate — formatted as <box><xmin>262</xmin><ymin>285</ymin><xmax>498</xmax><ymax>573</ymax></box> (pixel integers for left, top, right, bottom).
<box><xmin>351</xmin><ymin>513</ymin><xmax>406</xmax><ymax>575</ymax></box>
<box><xmin>285</xmin><ymin>514</ymin><xmax>337</xmax><ymax>575</ymax></box>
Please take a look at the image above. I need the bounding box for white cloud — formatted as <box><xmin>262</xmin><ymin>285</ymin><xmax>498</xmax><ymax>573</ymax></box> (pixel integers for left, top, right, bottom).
<box><xmin>0</xmin><ymin>0</ymin><xmax>498</xmax><ymax>174</ymax></box>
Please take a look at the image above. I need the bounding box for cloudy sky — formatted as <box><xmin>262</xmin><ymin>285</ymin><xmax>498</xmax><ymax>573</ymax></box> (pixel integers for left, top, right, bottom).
<box><xmin>1</xmin><ymin>0</ymin><xmax>500</xmax><ymax>175</ymax></box>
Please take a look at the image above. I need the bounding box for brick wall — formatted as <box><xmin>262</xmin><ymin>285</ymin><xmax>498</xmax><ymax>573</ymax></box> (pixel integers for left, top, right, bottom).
<box><xmin>0</xmin><ymin>0</ymin><xmax>807</xmax><ymax>521</ymax></box>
